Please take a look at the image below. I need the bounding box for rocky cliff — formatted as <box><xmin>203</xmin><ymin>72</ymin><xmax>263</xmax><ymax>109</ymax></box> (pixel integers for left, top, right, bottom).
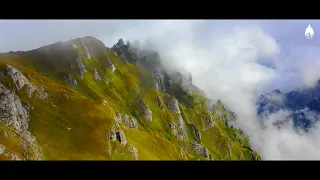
<box><xmin>0</xmin><ymin>36</ymin><xmax>260</xmax><ymax>160</ymax></box>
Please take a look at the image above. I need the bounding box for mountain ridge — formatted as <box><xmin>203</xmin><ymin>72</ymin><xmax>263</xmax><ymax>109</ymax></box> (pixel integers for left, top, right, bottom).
<box><xmin>257</xmin><ymin>80</ymin><xmax>320</xmax><ymax>131</ymax></box>
<box><xmin>0</xmin><ymin>36</ymin><xmax>260</xmax><ymax>160</ymax></box>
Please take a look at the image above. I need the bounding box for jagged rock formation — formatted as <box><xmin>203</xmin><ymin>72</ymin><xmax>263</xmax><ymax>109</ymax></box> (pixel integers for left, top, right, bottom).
<box><xmin>201</xmin><ymin>113</ymin><xmax>215</xmax><ymax>131</ymax></box>
<box><xmin>6</xmin><ymin>65</ymin><xmax>48</xmax><ymax>99</ymax></box>
<box><xmin>190</xmin><ymin>141</ymin><xmax>209</xmax><ymax>158</ymax></box>
<box><xmin>0</xmin><ymin>36</ymin><xmax>260</xmax><ymax>160</ymax></box>
<box><xmin>191</xmin><ymin>124</ymin><xmax>202</xmax><ymax>143</ymax></box>
<box><xmin>164</xmin><ymin>94</ymin><xmax>181</xmax><ymax>114</ymax></box>
<box><xmin>169</xmin><ymin>115</ymin><xmax>187</xmax><ymax>140</ymax></box>
<box><xmin>128</xmin><ymin>144</ymin><xmax>138</xmax><ymax>160</ymax></box>
<box><xmin>157</xmin><ymin>96</ymin><xmax>163</xmax><ymax>108</ymax></box>
<box><xmin>106</xmin><ymin>57</ymin><xmax>117</xmax><ymax>73</ymax></box>
<box><xmin>93</xmin><ymin>68</ymin><xmax>102</xmax><ymax>80</ymax></box>
<box><xmin>76</xmin><ymin>56</ymin><xmax>87</xmax><ymax>79</ymax></box>
<box><xmin>116</xmin><ymin>114</ymin><xmax>138</xmax><ymax>129</ymax></box>
<box><xmin>112</xmin><ymin>39</ymin><xmax>166</xmax><ymax>92</ymax></box>
<box><xmin>116</xmin><ymin>129</ymin><xmax>127</xmax><ymax>147</ymax></box>
<box><xmin>81</xmin><ymin>38</ymin><xmax>92</xmax><ymax>59</ymax></box>
<box><xmin>64</xmin><ymin>74</ymin><xmax>78</xmax><ymax>89</ymax></box>
<box><xmin>136</xmin><ymin>96</ymin><xmax>152</xmax><ymax>122</ymax></box>
<box><xmin>0</xmin><ymin>84</ymin><xmax>29</xmax><ymax>133</ymax></box>
<box><xmin>0</xmin><ymin>66</ymin><xmax>44</xmax><ymax>160</ymax></box>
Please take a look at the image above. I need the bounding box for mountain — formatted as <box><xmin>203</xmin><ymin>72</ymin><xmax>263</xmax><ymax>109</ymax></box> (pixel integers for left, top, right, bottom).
<box><xmin>0</xmin><ymin>36</ymin><xmax>260</xmax><ymax>160</ymax></box>
<box><xmin>257</xmin><ymin>81</ymin><xmax>320</xmax><ymax>131</ymax></box>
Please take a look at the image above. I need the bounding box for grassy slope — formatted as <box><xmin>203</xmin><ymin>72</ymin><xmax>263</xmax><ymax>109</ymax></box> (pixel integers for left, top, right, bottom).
<box><xmin>0</xmin><ymin>38</ymin><xmax>260</xmax><ymax>160</ymax></box>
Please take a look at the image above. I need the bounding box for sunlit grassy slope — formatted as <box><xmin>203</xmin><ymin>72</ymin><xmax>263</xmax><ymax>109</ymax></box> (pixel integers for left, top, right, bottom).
<box><xmin>0</xmin><ymin>36</ymin><xmax>260</xmax><ymax>160</ymax></box>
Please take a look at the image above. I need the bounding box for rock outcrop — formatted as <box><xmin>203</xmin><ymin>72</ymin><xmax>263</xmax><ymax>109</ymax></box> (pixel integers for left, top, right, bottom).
<box><xmin>153</xmin><ymin>73</ymin><xmax>165</xmax><ymax>92</ymax></box>
<box><xmin>6</xmin><ymin>65</ymin><xmax>48</xmax><ymax>99</ymax></box>
<box><xmin>116</xmin><ymin>129</ymin><xmax>127</xmax><ymax>147</ymax></box>
<box><xmin>76</xmin><ymin>56</ymin><xmax>87</xmax><ymax>79</ymax></box>
<box><xmin>157</xmin><ymin>96</ymin><xmax>163</xmax><ymax>108</ymax></box>
<box><xmin>191</xmin><ymin>125</ymin><xmax>202</xmax><ymax>143</ymax></box>
<box><xmin>64</xmin><ymin>74</ymin><xmax>78</xmax><ymax>89</ymax></box>
<box><xmin>169</xmin><ymin>115</ymin><xmax>187</xmax><ymax>140</ymax></box>
<box><xmin>93</xmin><ymin>68</ymin><xmax>102</xmax><ymax>80</ymax></box>
<box><xmin>116</xmin><ymin>114</ymin><xmax>138</xmax><ymax>129</ymax></box>
<box><xmin>81</xmin><ymin>39</ymin><xmax>92</xmax><ymax>59</ymax></box>
<box><xmin>0</xmin><ymin>83</ymin><xmax>43</xmax><ymax>160</ymax></box>
<box><xmin>128</xmin><ymin>144</ymin><xmax>138</xmax><ymax>160</ymax></box>
<box><xmin>136</xmin><ymin>97</ymin><xmax>152</xmax><ymax>122</ymax></box>
<box><xmin>106</xmin><ymin>57</ymin><xmax>117</xmax><ymax>73</ymax></box>
<box><xmin>164</xmin><ymin>94</ymin><xmax>181</xmax><ymax>114</ymax></box>
<box><xmin>0</xmin><ymin>84</ymin><xmax>29</xmax><ymax>133</ymax></box>
<box><xmin>190</xmin><ymin>141</ymin><xmax>209</xmax><ymax>158</ymax></box>
<box><xmin>201</xmin><ymin>113</ymin><xmax>215</xmax><ymax>131</ymax></box>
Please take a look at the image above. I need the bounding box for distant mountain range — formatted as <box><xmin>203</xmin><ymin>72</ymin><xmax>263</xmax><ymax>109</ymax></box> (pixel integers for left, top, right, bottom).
<box><xmin>257</xmin><ymin>80</ymin><xmax>320</xmax><ymax>131</ymax></box>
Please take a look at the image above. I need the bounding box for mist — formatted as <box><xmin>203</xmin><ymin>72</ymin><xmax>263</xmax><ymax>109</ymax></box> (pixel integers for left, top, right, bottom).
<box><xmin>2</xmin><ymin>20</ymin><xmax>320</xmax><ymax>160</ymax></box>
<box><xmin>115</xmin><ymin>20</ymin><xmax>320</xmax><ymax>160</ymax></box>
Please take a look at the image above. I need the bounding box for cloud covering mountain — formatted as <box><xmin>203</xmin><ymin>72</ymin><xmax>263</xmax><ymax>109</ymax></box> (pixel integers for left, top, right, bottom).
<box><xmin>1</xmin><ymin>20</ymin><xmax>320</xmax><ymax>159</ymax></box>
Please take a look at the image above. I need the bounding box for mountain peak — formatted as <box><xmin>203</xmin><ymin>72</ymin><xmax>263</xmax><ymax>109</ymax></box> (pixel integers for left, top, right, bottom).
<box><xmin>116</xmin><ymin>38</ymin><xmax>125</xmax><ymax>47</ymax></box>
<box><xmin>0</xmin><ymin>35</ymin><xmax>260</xmax><ymax>161</ymax></box>
<box><xmin>270</xmin><ymin>89</ymin><xmax>281</xmax><ymax>94</ymax></box>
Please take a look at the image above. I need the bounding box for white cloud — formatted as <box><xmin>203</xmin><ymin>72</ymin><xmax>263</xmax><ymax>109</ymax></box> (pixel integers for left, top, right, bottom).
<box><xmin>117</xmin><ymin>20</ymin><xmax>320</xmax><ymax>160</ymax></box>
<box><xmin>299</xmin><ymin>57</ymin><xmax>320</xmax><ymax>88</ymax></box>
<box><xmin>3</xmin><ymin>20</ymin><xmax>320</xmax><ymax>160</ymax></box>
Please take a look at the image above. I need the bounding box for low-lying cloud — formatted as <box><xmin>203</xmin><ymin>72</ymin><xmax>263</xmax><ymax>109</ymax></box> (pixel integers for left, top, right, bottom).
<box><xmin>114</xmin><ymin>20</ymin><xmax>320</xmax><ymax>160</ymax></box>
<box><xmin>2</xmin><ymin>20</ymin><xmax>320</xmax><ymax>160</ymax></box>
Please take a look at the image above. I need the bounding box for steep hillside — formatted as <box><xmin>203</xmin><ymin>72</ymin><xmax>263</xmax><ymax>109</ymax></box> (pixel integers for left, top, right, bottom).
<box><xmin>0</xmin><ymin>36</ymin><xmax>260</xmax><ymax>160</ymax></box>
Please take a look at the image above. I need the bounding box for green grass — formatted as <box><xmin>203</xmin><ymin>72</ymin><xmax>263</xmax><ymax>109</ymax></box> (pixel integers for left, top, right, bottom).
<box><xmin>0</xmin><ymin>40</ymin><xmax>261</xmax><ymax>160</ymax></box>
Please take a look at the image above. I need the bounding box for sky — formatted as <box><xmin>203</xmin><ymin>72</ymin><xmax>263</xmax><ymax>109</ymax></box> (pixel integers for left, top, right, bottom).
<box><xmin>1</xmin><ymin>20</ymin><xmax>320</xmax><ymax>160</ymax></box>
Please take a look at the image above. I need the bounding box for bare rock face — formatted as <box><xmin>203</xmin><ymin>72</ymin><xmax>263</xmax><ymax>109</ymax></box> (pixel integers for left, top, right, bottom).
<box><xmin>191</xmin><ymin>125</ymin><xmax>202</xmax><ymax>143</ymax></box>
<box><xmin>92</xmin><ymin>68</ymin><xmax>102</xmax><ymax>80</ymax></box>
<box><xmin>157</xmin><ymin>96</ymin><xmax>163</xmax><ymax>108</ymax></box>
<box><xmin>64</xmin><ymin>74</ymin><xmax>78</xmax><ymax>89</ymax></box>
<box><xmin>0</xmin><ymin>83</ymin><xmax>43</xmax><ymax>160</ymax></box>
<box><xmin>164</xmin><ymin>94</ymin><xmax>181</xmax><ymax>114</ymax></box>
<box><xmin>81</xmin><ymin>39</ymin><xmax>92</xmax><ymax>59</ymax></box>
<box><xmin>116</xmin><ymin>129</ymin><xmax>127</xmax><ymax>147</ymax></box>
<box><xmin>76</xmin><ymin>56</ymin><xmax>87</xmax><ymax>79</ymax></box>
<box><xmin>106</xmin><ymin>123</ymin><xmax>120</xmax><ymax>156</ymax></box>
<box><xmin>128</xmin><ymin>144</ymin><xmax>139</xmax><ymax>160</ymax></box>
<box><xmin>106</xmin><ymin>57</ymin><xmax>117</xmax><ymax>73</ymax></box>
<box><xmin>0</xmin><ymin>84</ymin><xmax>30</xmax><ymax>133</ymax></box>
<box><xmin>33</xmin><ymin>86</ymin><xmax>49</xmax><ymax>99</ymax></box>
<box><xmin>137</xmin><ymin>97</ymin><xmax>152</xmax><ymax>122</ymax></box>
<box><xmin>169</xmin><ymin>115</ymin><xmax>187</xmax><ymax>140</ymax></box>
<box><xmin>116</xmin><ymin>114</ymin><xmax>138</xmax><ymax>129</ymax></box>
<box><xmin>201</xmin><ymin>113</ymin><xmax>215</xmax><ymax>131</ymax></box>
<box><xmin>190</xmin><ymin>141</ymin><xmax>209</xmax><ymax>158</ymax></box>
<box><xmin>7</xmin><ymin>65</ymin><xmax>34</xmax><ymax>96</ymax></box>
<box><xmin>6</xmin><ymin>65</ymin><xmax>48</xmax><ymax>99</ymax></box>
<box><xmin>153</xmin><ymin>73</ymin><xmax>165</xmax><ymax>92</ymax></box>
<box><xmin>116</xmin><ymin>38</ymin><xmax>125</xmax><ymax>47</ymax></box>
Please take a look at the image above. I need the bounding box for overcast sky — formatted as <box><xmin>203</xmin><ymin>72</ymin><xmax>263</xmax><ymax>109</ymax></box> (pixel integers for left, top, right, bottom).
<box><xmin>1</xmin><ymin>20</ymin><xmax>320</xmax><ymax>159</ymax></box>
